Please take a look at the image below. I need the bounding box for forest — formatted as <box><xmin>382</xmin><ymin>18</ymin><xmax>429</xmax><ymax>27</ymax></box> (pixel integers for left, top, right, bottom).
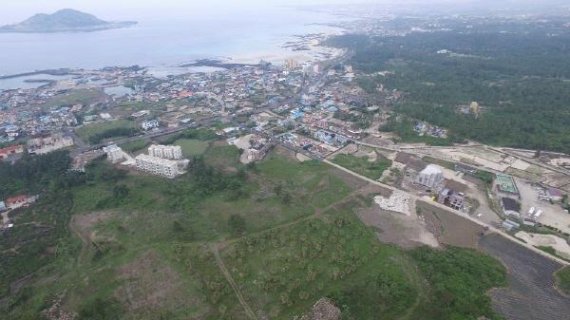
<box><xmin>328</xmin><ymin>25</ymin><xmax>570</xmax><ymax>153</ymax></box>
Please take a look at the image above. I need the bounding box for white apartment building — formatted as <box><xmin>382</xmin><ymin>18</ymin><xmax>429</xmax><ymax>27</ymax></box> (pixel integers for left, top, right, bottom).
<box><xmin>103</xmin><ymin>144</ymin><xmax>125</xmax><ymax>163</ymax></box>
<box><xmin>148</xmin><ymin>144</ymin><xmax>183</xmax><ymax>160</ymax></box>
<box><xmin>135</xmin><ymin>154</ymin><xmax>184</xmax><ymax>179</ymax></box>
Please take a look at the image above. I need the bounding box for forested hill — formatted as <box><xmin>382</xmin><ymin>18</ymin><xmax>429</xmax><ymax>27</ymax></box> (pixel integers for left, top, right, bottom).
<box><xmin>328</xmin><ymin>24</ymin><xmax>570</xmax><ymax>153</ymax></box>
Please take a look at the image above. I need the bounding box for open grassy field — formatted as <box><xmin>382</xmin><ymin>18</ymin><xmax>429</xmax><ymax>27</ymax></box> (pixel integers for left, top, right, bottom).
<box><xmin>555</xmin><ymin>266</ymin><xmax>570</xmax><ymax>295</ymax></box>
<box><xmin>174</xmin><ymin>139</ymin><xmax>210</xmax><ymax>157</ymax></box>
<box><xmin>75</xmin><ymin>119</ymin><xmax>137</xmax><ymax>143</ymax></box>
<box><xmin>2</xmin><ymin>146</ymin><xmax>510</xmax><ymax>320</ymax></box>
<box><xmin>119</xmin><ymin>139</ymin><xmax>150</xmax><ymax>153</ymax></box>
<box><xmin>332</xmin><ymin>153</ymin><xmax>392</xmax><ymax>180</ymax></box>
<box><xmin>41</xmin><ymin>89</ymin><xmax>107</xmax><ymax>108</ymax></box>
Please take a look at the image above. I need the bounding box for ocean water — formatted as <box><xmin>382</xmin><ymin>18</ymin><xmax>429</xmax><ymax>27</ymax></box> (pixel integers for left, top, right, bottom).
<box><xmin>0</xmin><ymin>6</ymin><xmax>343</xmax><ymax>76</ymax></box>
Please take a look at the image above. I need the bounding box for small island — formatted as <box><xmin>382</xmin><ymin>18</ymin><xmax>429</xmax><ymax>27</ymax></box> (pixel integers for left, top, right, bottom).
<box><xmin>0</xmin><ymin>9</ymin><xmax>137</xmax><ymax>33</ymax></box>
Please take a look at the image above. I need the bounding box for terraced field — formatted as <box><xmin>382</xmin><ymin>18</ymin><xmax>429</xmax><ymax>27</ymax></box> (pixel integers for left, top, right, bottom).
<box><xmin>480</xmin><ymin>233</ymin><xmax>570</xmax><ymax>320</ymax></box>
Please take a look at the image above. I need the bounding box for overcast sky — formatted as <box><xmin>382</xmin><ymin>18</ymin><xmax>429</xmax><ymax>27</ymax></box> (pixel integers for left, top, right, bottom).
<box><xmin>0</xmin><ymin>0</ymin><xmax>472</xmax><ymax>24</ymax></box>
<box><xmin>0</xmin><ymin>0</ymin><xmax>566</xmax><ymax>24</ymax></box>
<box><xmin>0</xmin><ymin>0</ymin><xmax>354</xmax><ymax>23</ymax></box>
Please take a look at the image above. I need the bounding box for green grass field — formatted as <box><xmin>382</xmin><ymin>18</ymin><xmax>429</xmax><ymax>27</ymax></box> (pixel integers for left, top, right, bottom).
<box><xmin>42</xmin><ymin>89</ymin><xmax>106</xmax><ymax>108</ymax></box>
<box><xmin>332</xmin><ymin>153</ymin><xmax>393</xmax><ymax>180</ymax></box>
<box><xmin>174</xmin><ymin>139</ymin><xmax>210</xmax><ymax>157</ymax></box>
<box><xmin>555</xmin><ymin>266</ymin><xmax>570</xmax><ymax>295</ymax></box>
<box><xmin>76</xmin><ymin>119</ymin><xmax>137</xmax><ymax>143</ymax></box>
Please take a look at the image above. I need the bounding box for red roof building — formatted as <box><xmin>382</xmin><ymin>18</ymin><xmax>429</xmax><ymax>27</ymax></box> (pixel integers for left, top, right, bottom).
<box><xmin>0</xmin><ymin>144</ymin><xmax>24</xmax><ymax>159</ymax></box>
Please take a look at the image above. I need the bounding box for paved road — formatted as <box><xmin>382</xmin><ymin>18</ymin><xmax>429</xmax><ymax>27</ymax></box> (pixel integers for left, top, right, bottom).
<box><xmin>323</xmin><ymin>159</ymin><xmax>570</xmax><ymax>266</ymax></box>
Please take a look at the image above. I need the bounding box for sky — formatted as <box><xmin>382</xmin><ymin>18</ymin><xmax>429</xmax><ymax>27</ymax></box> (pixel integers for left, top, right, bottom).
<box><xmin>0</xmin><ymin>0</ymin><xmax>360</xmax><ymax>24</ymax></box>
<box><xmin>0</xmin><ymin>0</ymin><xmax>567</xmax><ymax>24</ymax></box>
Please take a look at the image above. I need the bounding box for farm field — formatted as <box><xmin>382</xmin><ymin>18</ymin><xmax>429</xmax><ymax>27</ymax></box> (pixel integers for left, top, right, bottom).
<box><xmin>480</xmin><ymin>233</ymin><xmax>570</xmax><ymax>320</ymax></box>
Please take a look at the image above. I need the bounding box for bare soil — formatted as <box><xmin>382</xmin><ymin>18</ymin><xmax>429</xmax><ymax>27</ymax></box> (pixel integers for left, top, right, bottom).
<box><xmin>417</xmin><ymin>200</ymin><xmax>485</xmax><ymax>249</ymax></box>
<box><xmin>480</xmin><ymin>233</ymin><xmax>570</xmax><ymax>320</ymax></box>
<box><xmin>115</xmin><ymin>250</ymin><xmax>200</xmax><ymax>315</ymax></box>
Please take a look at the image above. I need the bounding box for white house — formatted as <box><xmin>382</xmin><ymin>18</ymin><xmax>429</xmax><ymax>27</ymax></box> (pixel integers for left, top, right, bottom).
<box><xmin>141</xmin><ymin>119</ymin><xmax>159</xmax><ymax>131</ymax></box>
<box><xmin>416</xmin><ymin>164</ymin><xmax>444</xmax><ymax>190</ymax></box>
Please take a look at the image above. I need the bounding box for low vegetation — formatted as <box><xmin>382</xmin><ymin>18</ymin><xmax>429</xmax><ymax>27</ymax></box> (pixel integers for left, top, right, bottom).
<box><xmin>555</xmin><ymin>267</ymin><xmax>570</xmax><ymax>295</ymax></box>
<box><xmin>1</xmin><ymin>145</ymin><xmax>508</xmax><ymax>319</ymax></box>
<box><xmin>332</xmin><ymin>153</ymin><xmax>392</xmax><ymax>180</ymax></box>
<box><xmin>75</xmin><ymin>119</ymin><xmax>139</xmax><ymax>144</ymax></box>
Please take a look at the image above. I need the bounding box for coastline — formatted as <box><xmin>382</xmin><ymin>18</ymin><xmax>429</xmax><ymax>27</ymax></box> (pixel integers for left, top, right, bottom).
<box><xmin>0</xmin><ymin>24</ymin><xmax>347</xmax><ymax>88</ymax></box>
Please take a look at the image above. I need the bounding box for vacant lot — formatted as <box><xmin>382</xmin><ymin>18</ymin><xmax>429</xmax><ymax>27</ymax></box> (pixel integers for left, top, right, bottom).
<box><xmin>480</xmin><ymin>233</ymin><xmax>570</xmax><ymax>320</ymax></box>
<box><xmin>76</xmin><ymin>119</ymin><xmax>137</xmax><ymax>143</ymax></box>
<box><xmin>174</xmin><ymin>139</ymin><xmax>209</xmax><ymax>157</ymax></box>
<box><xmin>332</xmin><ymin>153</ymin><xmax>392</xmax><ymax>180</ymax></box>
<box><xmin>417</xmin><ymin>200</ymin><xmax>485</xmax><ymax>249</ymax></box>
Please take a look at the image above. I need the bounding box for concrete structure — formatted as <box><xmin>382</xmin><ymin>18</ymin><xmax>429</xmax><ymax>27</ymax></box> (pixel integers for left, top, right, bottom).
<box><xmin>374</xmin><ymin>191</ymin><xmax>412</xmax><ymax>216</ymax></box>
<box><xmin>438</xmin><ymin>188</ymin><xmax>465</xmax><ymax>210</ymax></box>
<box><xmin>141</xmin><ymin>119</ymin><xmax>159</xmax><ymax>131</ymax></box>
<box><xmin>148</xmin><ymin>144</ymin><xmax>183</xmax><ymax>160</ymax></box>
<box><xmin>103</xmin><ymin>144</ymin><xmax>126</xmax><ymax>163</ymax></box>
<box><xmin>416</xmin><ymin>164</ymin><xmax>444</xmax><ymax>190</ymax></box>
<box><xmin>135</xmin><ymin>154</ymin><xmax>187</xmax><ymax>179</ymax></box>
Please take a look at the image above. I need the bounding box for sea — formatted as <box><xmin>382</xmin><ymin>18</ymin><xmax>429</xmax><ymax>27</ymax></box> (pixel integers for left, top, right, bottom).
<box><xmin>0</xmin><ymin>5</ymin><xmax>346</xmax><ymax>89</ymax></box>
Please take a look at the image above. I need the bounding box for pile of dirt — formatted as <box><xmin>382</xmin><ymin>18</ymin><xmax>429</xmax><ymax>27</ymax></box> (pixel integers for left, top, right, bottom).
<box><xmin>300</xmin><ymin>298</ymin><xmax>341</xmax><ymax>320</ymax></box>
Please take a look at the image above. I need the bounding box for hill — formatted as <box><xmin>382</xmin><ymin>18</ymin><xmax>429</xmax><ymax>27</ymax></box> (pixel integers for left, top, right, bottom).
<box><xmin>0</xmin><ymin>9</ymin><xmax>136</xmax><ymax>33</ymax></box>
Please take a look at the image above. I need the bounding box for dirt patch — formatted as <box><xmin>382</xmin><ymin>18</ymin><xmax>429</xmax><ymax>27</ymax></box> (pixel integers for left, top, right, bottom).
<box><xmin>357</xmin><ymin>195</ymin><xmax>439</xmax><ymax>249</ymax></box>
<box><xmin>296</xmin><ymin>153</ymin><xmax>312</xmax><ymax>162</ymax></box>
<box><xmin>417</xmin><ymin>200</ymin><xmax>485</xmax><ymax>249</ymax></box>
<box><xmin>70</xmin><ymin>211</ymin><xmax>114</xmax><ymax>244</ymax></box>
<box><xmin>115</xmin><ymin>250</ymin><xmax>196</xmax><ymax>314</ymax></box>
<box><xmin>515</xmin><ymin>231</ymin><xmax>570</xmax><ymax>260</ymax></box>
<box><xmin>300</xmin><ymin>298</ymin><xmax>341</xmax><ymax>320</ymax></box>
<box><xmin>480</xmin><ymin>233</ymin><xmax>570</xmax><ymax>320</ymax></box>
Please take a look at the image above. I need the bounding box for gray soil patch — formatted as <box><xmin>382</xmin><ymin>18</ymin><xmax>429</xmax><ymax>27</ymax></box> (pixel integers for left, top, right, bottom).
<box><xmin>480</xmin><ymin>233</ymin><xmax>570</xmax><ymax>320</ymax></box>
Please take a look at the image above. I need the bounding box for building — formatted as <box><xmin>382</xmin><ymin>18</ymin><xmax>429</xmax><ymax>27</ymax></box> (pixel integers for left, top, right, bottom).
<box><xmin>135</xmin><ymin>154</ymin><xmax>187</xmax><ymax>179</ymax></box>
<box><xmin>416</xmin><ymin>164</ymin><xmax>444</xmax><ymax>190</ymax></box>
<box><xmin>0</xmin><ymin>144</ymin><xmax>24</xmax><ymax>160</ymax></box>
<box><xmin>0</xmin><ymin>201</ymin><xmax>6</xmax><ymax>211</ymax></box>
<box><xmin>495</xmin><ymin>174</ymin><xmax>519</xmax><ymax>196</ymax></box>
<box><xmin>5</xmin><ymin>195</ymin><xmax>38</xmax><ymax>209</ymax></box>
<box><xmin>501</xmin><ymin>197</ymin><xmax>521</xmax><ymax>218</ymax></box>
<box><xmin>103</xmin><ymin>144</ymin><xmax>126</xmax><ymax>163</ymax></box>
<box><xmin>438</xmin><ymin>188</ymin><xmax>465</xmax><ymax>210</ymax></box>
<box><xmin>27</xmin><ymin>134</ymin><xmax>74</xmax><ymax>155</ymax></box>
<box><xmin>141</xmin><ymin>119</ymin><xmax>159</xmax><ymax>131</ymax></box>
<box><xmin>148</xmin><ymin>145</ymin><xmax>183</xmax><ymax>160</ymax></box>
<box><xmin>547</xmin><ymin>188</ymin><xmax>564</xmax><ymax>202</ymax></box>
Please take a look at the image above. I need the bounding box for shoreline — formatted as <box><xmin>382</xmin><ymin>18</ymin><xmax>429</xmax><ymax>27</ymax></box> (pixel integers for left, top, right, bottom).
<box><xmin>0</xmin><ymin>27</ymin><xmax>347</xmax><ymax>84</ymax></box>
